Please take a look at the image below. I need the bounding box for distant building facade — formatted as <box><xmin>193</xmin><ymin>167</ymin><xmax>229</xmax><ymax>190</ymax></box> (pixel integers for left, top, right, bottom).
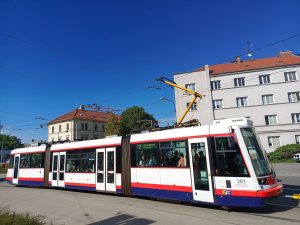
<box><xmin>174</xmin><ymin>51</ymin><xmax>300</xmax><ymax>152</ymax></box>
<box><xmin>48</xmin><ymin>107</ymin><xmax>118</xmax><ymax>142</ymax></box>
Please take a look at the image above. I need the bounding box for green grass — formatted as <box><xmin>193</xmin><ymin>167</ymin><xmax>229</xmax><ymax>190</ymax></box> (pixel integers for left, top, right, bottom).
<box><xmin>0</xmin><ymin>208</ymin><xmax>45</xmax><ymax>225</ymax></box>
<box><xmin>270</xmin><ymin>158</ymin><xmax>296</xmax><ymax>163</ymax></box>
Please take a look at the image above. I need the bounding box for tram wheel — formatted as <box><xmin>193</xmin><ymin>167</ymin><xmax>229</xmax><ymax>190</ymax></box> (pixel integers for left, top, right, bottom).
<box><xmin>221</xmin><ymin>206</ymin><xmax>231</xmax><ymax>211</ymax></box>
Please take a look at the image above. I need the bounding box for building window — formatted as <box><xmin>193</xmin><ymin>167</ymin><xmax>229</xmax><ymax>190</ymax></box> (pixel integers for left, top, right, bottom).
<box><xmin>259</xmin><ymin>75</ymin><xmax>270</xmax><ymax>84</ymax></box>
<box><xmin>292</xmin><ymin>113</ymin><xmax>300</xmax><ymax>123</ymax></box>
<box><xmin>185</xmin><ymin>83</ymin><xmax>196</xmax><ymax>91</ymax></box>
<box><xmin>262</xmin><ymin>94</ymin><xmax>274</xmax><ymax>105</ymax></box>
<box><xmin>66</xmin><ymin>123</ymin><xmax>69</xmax><ymax>131</ymax></box>
<box><xmin>59</xmin><ymin>125</ymin><xmax>62</xmax><ymax>132</ymax></box>
<box><xmin>234</xmin><ymin>77</ymin><xmax>245</xmax><ymax>87</ymax></box>
<box><xmin>81</xmin><ymin>123</ymin><xmax>84</xmax><ymax>130</ymax></box>
<box><xmin>81</xmin><ymin>135</ymin><xmax>89</xmax><ymax>140</ymax></box>
<box><xmin>236</xmin><ymin>97</ymin><xmax>248</xmax><ymax>107</ymax></box>
<box><xmin>265</xmin><ymin>115</ymin><xmax>278</xmax><ymax>125</ymax></box>
<box><xmin>186</xmin><ymin>102</ymin><xmax>198</xmax><ymax>111</ymax></box>
<box><xmin>94</xmin><ymin>124</ymin><xmax>98</xmax><ymax>131</ymax></box>
<box><xmin>268</xmin><ymin>136</ymin><xmax>281</xmax><ymax>147</ymax></box>
<box><xmin>296</xmin><ymin>135</ymin><xmax>300</xmax><ymax>144</ymax></box>
<box><xmin>52</xmin><ymin>126</ymin><xmax>54</xmax><ymax>134</ymax></box>
<box><xmin>288</xmin><ymin>92</ymin><xmax>300</xmax><ymax>102</ymax></box>
<box><xmin>85</xmin><ymin>123</ymin><xmax>88</xmax><ymax>131</ymax></box>
<box><xmin>213</xmin><ymin>99</ymin><xmax>223</xmax><ymax>109</ymax></box>
<box><xmin>284</xmin><ymin>71</ymin><xmax>297</xmax><ymax>82</ymax></box>
<box><xmin>211</xmin><ymin>80</ymin><xmax>221</xmax><ymax>90</ymax></box>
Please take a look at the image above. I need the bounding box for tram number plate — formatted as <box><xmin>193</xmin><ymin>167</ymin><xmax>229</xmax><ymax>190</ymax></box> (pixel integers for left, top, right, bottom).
<box><xmin>237</xmin><ymin>179</ymin><xmax>246</xmax><ymax>184</ymax></box>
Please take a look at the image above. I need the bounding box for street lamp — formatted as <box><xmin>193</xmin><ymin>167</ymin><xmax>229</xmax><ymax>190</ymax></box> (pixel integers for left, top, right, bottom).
<box><xmin>160</xmin><ymin>97</ymin><xmax>176</xmax><ymax>123</ymax></box>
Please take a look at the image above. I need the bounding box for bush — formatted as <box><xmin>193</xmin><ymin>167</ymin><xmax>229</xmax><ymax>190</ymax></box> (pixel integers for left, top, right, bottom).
<box><xmin>0</xmin><ymin>208</ymin><xmax>45</xmax><ymax>225</ymax></box>
<box><xmin>0</xmin><ymin>163</ymin><xmax>8</xmax><ymax>174</ymax></box>
<box><xmin>268</xmin><ymin>144</ymin><xmax>300</xmax><ymax>162</ymax></box>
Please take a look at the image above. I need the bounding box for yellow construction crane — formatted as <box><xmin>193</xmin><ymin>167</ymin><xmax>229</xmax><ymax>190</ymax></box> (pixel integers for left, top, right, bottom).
<box><xmin>156</xmin><ymin>77</ymin><xmax>203</xmax><ymax>127</ymax></box>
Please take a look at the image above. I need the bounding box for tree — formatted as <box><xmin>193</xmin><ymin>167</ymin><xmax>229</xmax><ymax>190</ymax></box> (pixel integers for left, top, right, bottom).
<box><xmin>119</xmin><ymin>106</ymin><xmax>158</xmax><ymax>136</ymax></box>
<box><xmin>0</xmin><ymin>134</ymin><xmax>23</xmax><ymax>149</ymax></box>
<box><xmin>104</xmin><ymin>114</ymin><xmax>121</xmax><ymax>136</ymax></box>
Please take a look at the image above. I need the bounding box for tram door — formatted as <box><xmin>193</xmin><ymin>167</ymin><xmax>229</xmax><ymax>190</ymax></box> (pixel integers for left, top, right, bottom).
<box><xmin>96</xmin><ymin>148</ymin><xmax>116</xmax><ymax>192</ymax></box>
<box><xmin>52</xmin><ymin>152</ymin><xmax>66</xmax><ymax>187</ymax></box>
<box><xmin>189</xmin><ymin>138</ymin><xmax>214</xmax><ymax>203</ymax></box>
<box><xmin>12</xmin><ymin>154</ymin><xmax>20</xmax><ymax>184</ymax></box>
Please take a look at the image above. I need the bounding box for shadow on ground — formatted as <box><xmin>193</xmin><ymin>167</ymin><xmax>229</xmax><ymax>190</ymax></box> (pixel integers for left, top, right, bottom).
<box><xmin>233</xmin><ymin>184</ymin><xmax>299</xmax><ymax>215</ymax></box>
<box><xmin>88</xmin><ymin>213</ymin><xmax>155</xmax><ymax>225</ymax></box>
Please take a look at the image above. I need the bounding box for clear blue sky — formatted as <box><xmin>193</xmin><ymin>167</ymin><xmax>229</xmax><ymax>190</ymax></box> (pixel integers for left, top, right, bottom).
<box><xmin>1</xmin><ymin>0</ymin><xmax>300</xmax><ymax>143</ymax></box>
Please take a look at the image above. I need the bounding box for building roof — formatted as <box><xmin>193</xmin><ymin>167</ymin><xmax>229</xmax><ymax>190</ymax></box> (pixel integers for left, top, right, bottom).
<box><xmin>48</xmin><ymin>109</ymin><xmax>120</xmax><ymax>125</ymax></box>
<box><xmin>194</xmin><ymin>51</ymin><xmax>300</xmax><ymax>76</ymax></box>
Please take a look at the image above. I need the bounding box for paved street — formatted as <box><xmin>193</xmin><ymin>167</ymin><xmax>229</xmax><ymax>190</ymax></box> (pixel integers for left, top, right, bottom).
<box><xmin>0</xmin><ymin>163</ymin><xmax>299</xmax><ymax>225</ymax></box>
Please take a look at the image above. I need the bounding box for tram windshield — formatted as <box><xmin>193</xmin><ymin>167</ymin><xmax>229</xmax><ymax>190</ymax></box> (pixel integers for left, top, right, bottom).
<box><xmin>241</xmin><ymin>128</ymin><xmax>273</xmax><ymax>177</ymax></box>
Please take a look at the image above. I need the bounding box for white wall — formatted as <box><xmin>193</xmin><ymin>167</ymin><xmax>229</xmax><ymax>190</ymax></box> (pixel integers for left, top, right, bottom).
<box><xmin>174</xmin><ymin>64</ymin><xmax>300</xmax><ymax>152</ymax></box>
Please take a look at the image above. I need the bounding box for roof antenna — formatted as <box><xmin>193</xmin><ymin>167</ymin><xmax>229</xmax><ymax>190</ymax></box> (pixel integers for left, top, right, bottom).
<box><xmin>246</xmin><ymin>40</ymin><xmax>254</xmax><ymax>59</ymax></box>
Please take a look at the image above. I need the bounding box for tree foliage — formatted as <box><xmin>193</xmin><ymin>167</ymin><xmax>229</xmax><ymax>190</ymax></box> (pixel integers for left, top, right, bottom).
<box><xmin>104</xmin><ymin>114</ymin><xmax>121</xmax><ymax>136</ymax></box>
<box><xmin>119</xmin><ymin>106</ymin><xmax>158</xmax><ymax>136</ymax></box>
<box><xmin>0</xmin><ymin>134</ymin><xmax>23</xmax><ymax>149</ymax></box>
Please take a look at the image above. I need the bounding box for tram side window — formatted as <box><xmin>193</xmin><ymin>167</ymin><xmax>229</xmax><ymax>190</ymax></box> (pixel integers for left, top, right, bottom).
<box><xmin>20</xmin><ymin>154</ymin><xmax>31</xmax><ymax>168</ymax></box>
<box><xmin>81</xmin><ymin>150</ymin><xmax>95</xmax><ymax>172</ymax></box>
<box><xmin>66</xmin><ymin>151</ymin><xmax>81</xmax><ymax>172</ymax></box>
<box><xmin>214</xmin><ymin>137</ymin><xmax>249</xmax><ymax>177</ymax></box>
<box><xmin>31</xmin><ymin>153</ymin><xmax>43</xmax><ymax>168</ymax></box>
<box><xmin>8</xmin><ymin>155</ymin><xmax>14</xmax><ymax>168</ymax></box>
<box><xmin>133</xmin><ymin>143</ymin><xmax>159</xmax><ymax>167</ymax></box>
<box><xmin>160</xmin><ymin>141</ymin><xmax>189</xmax><ymax>167</ymax></box>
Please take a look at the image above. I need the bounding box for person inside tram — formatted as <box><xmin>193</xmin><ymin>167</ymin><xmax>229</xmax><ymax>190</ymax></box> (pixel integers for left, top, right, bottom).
<box><xmin>138</xmin><ymin>154</ymin><xmax>147</xmax><ymax>166</ymax></box>
<box><xmin>172</xmin><ymin>150</ymin><xmax>179</xmax><ymax>166</ymax></box>
<box><xmin>67</xmin><ymin>160</ymin><xmax>75</xmax><ymax>172</ymax></box>
<box><xmin>177</xmin><ymin>153</ymin><xmax>185</xmax><ymax>167</ymax></box>
<box><xmin>193</xmin><ymin>150</ymin><xmax>200</xmax><ymax>175</ymax></box>
<box><xmin>199</xmin><ymin>151</ymin><xmax>206</xmax><ymax>171</ymax></box>
<box><xmin>148</xmin><ymin>153</ymin><xmax>157</xmax><ymax>166</ymax></box>
<box><xmin>234</xmin><ymin>152</ymin><xmax>246</xmax><ymax>175</ymax></box>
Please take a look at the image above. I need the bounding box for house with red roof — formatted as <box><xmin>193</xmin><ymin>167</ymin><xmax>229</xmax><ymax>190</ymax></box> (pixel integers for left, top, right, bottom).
<box><xmin>47</xmin><ymin>106</ymin><xmax>119</xmax><ymax>142</ymax></box>
<box><xmin>174</xmin><ymin>51</ymin><xmax>300</xmax><ymax>152</ymax></box>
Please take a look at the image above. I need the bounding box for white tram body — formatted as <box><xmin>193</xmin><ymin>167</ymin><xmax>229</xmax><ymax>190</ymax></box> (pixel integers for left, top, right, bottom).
<box><xmin>6</xmin><ymin>118</ymin><xmax>283</xmax><ymax>207</ymax></box>
<box><xmin>7</xmin><ymin>145</ymin><xmax>46</xmax><ymax>186</ymax></box>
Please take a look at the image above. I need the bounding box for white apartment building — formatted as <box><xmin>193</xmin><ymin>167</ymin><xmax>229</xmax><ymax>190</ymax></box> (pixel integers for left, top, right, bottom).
<box><xmin>48</xmin><ymin>107</ymin><xmax>118</xmax><ymax>142</ymax></box>
<box><xmin>174</xmin><ymin>51</ymin><xmax>300</xmax><ymax>152</ymax></box>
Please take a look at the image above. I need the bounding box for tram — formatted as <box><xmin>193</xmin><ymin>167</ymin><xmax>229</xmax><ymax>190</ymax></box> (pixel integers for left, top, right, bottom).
<box><xmin>6</xmin><ymin>118</ymin><xmax>283</xmax><ymax>208</ymax></box>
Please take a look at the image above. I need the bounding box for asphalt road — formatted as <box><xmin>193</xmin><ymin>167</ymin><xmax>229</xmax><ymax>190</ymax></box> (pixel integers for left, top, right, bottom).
<box><xmin>0</xmin><ymin>163</ymin><xmax>299</xmax><ymax>225</ymax></box>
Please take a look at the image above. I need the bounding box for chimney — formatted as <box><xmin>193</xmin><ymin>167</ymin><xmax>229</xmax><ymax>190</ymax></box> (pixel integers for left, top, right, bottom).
<box><xmin>279</xmin><ymin>50</ymin><xmax>293</xmax><ymax>57</ymax></box>
<box><xmin>235</xmin><ymin>56</ymin><xmax>241</xmax><ymax>63</ymax></box>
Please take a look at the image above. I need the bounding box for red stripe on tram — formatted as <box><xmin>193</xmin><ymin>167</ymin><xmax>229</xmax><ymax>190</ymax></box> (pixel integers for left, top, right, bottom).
<box><xmin>131</xmin><ymin>182</ymin><xmax>192</xmax><ymax>192</ymax></box>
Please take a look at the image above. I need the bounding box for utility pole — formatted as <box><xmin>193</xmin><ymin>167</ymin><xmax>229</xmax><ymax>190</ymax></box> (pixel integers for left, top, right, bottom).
<box><xmin>160</xmin><ymin>97</ymin><xmax>176</xmax><ymax>123</ymax></box>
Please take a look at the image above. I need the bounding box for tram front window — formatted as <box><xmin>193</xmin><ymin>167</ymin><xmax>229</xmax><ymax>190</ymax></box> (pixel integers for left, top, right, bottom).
<box><xmin>215</xmin><ymin>136</ymin><xmax>249</xmax><ymax>177</ymax></box>
<box><xmin>241</xmin><ymin>128</ymin><xmax>272</xmax><ymax>177</ymax></box>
